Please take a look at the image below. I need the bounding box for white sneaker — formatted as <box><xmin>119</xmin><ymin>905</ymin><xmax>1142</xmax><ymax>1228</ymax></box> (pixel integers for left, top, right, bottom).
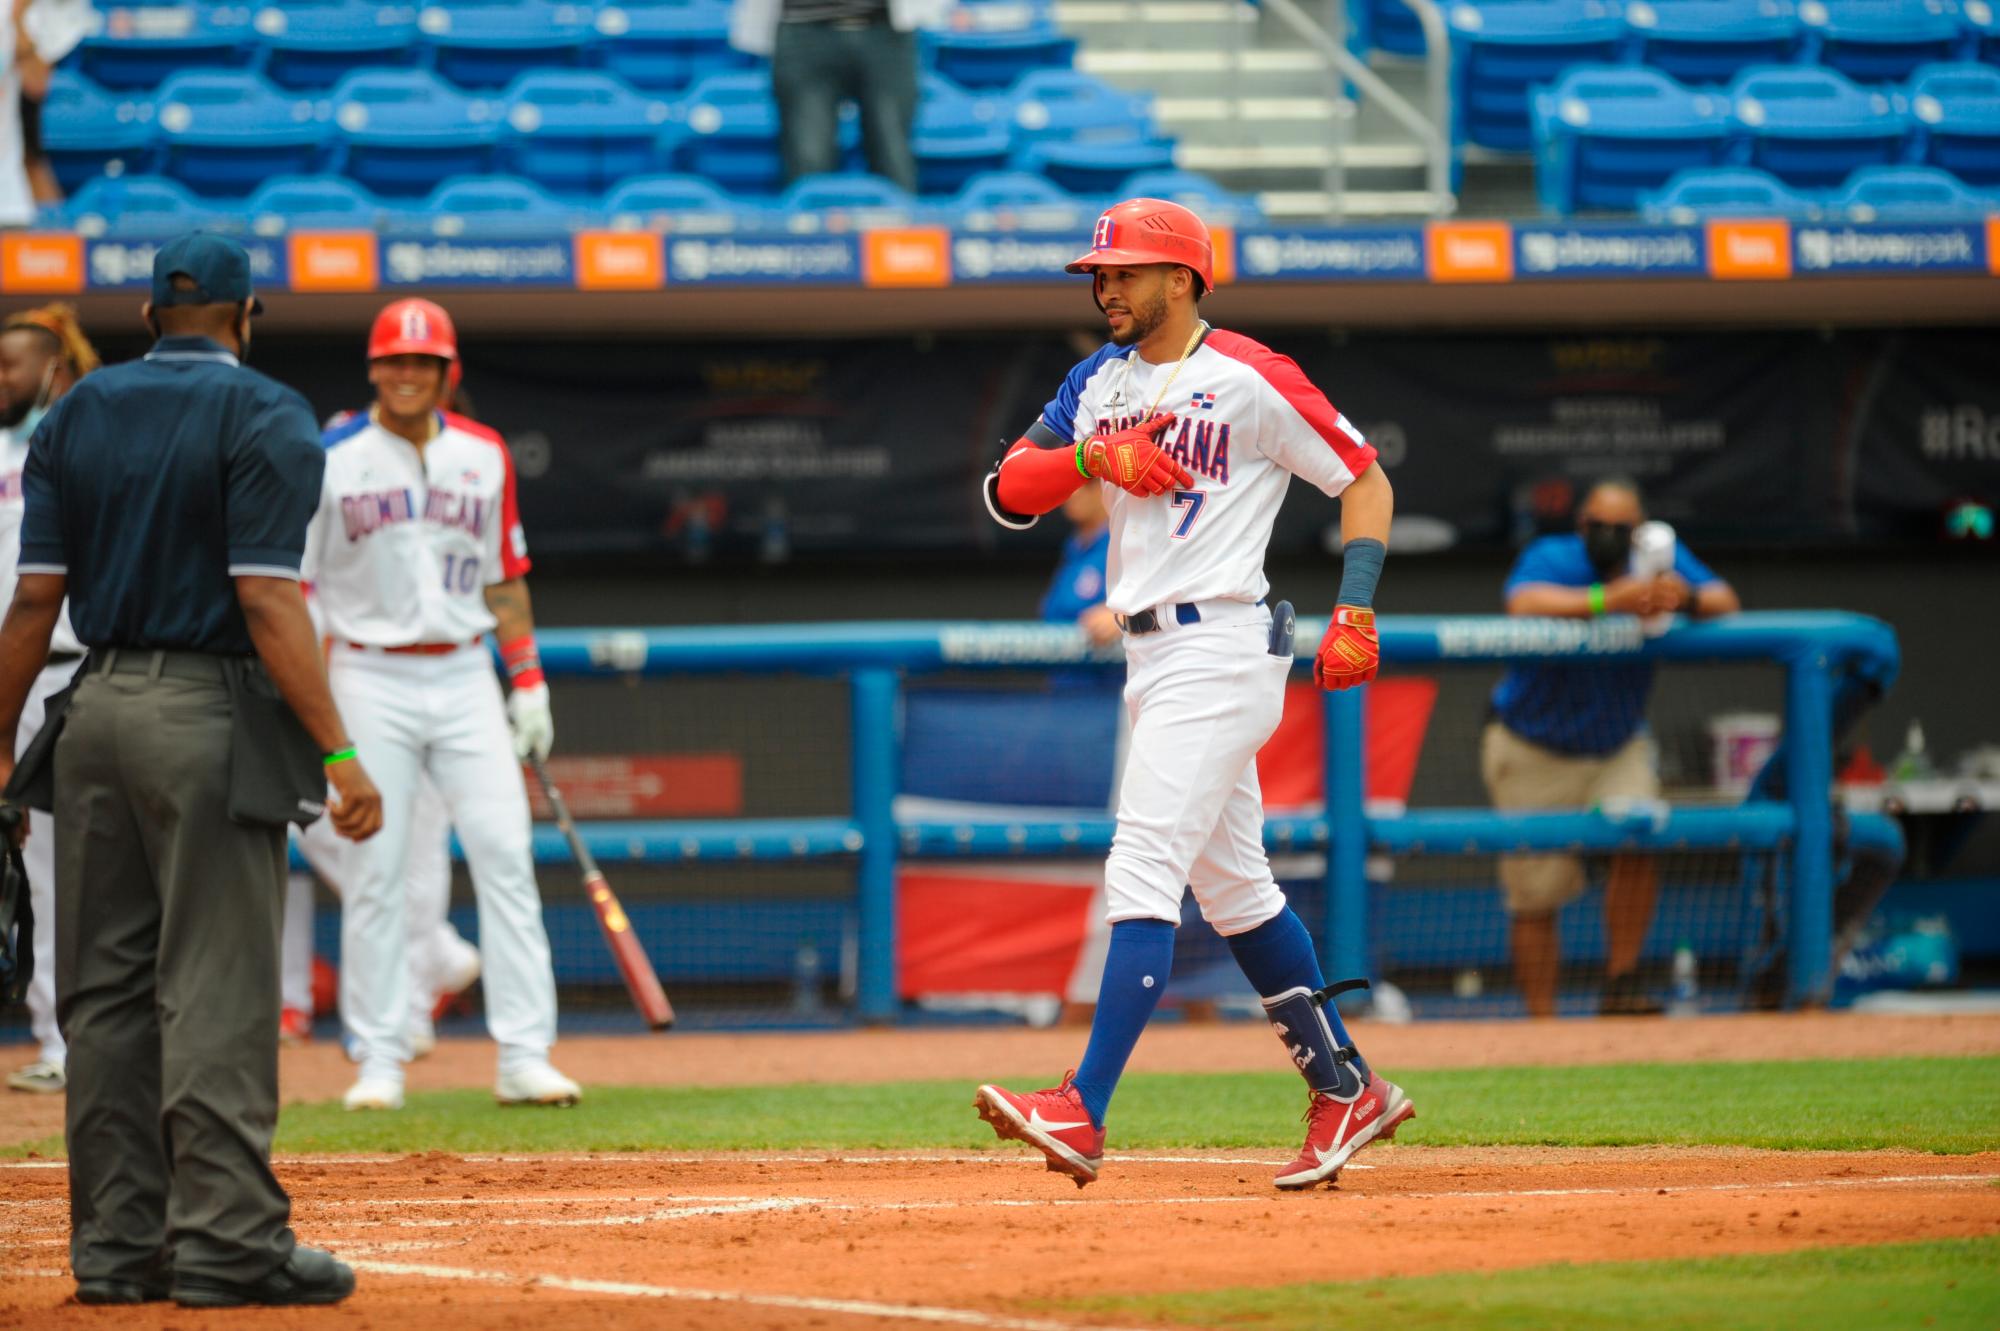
<box><xmin>342</xmin><ymin>1077</ymin><xmax>405</xmax><ymax>1112</ymax></box>
<box><xmin>407</xmin><ymin>1020</ymin><xmax>437</xmax><ymax>1060</ymax></box>
<box><xmin>495</xmin><ymin>1061</ymin><xmax>581</xmax><ymax>1108</ymax></box>
<box><xmin>7</xmin><ymin>1059</ymin><xmax>65</xmax><ymax>1094</ymax></box>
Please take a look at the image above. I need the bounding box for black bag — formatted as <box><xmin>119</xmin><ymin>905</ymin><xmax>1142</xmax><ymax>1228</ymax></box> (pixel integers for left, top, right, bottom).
<box><xmin>222</xmin><ymin>658</ymin><xmax>327</xmax><ymax>828</ymax></box>
<box><xmin>1</xmin><ymin>660</ymin><xmax>86</xmax><ymax>814</ymax></box>
<box><xmin>0</xmin><ymin>806</ymin><xmax>32</xmax><ymax>1007</ymax></box>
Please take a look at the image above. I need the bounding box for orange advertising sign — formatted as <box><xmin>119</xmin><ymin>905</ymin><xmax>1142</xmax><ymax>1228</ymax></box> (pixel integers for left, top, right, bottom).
<box><xmin>288</xmin><ymin>232</ymin><xmax>379</xmax><ymax>292</ymax></box>
<box><xmin>862</xmin><ymin>227</ymin><xmax>951</xmax><ymax>288</ymax></box>
<box><xmin>575</xmin><ymin>231</ymin><xmax>665</xmax><ymax>290</ymax></box>
<box><xmin>1</xmin><ymin>234</ymin><xmax>83</xmax><ymax>293</ymax></box>
<box><xmin>1425</xmin><ymin>222</ymin><xmax>1514</xmax><ymax>283</ymax></box>
<box><xmin>1705</xmin><ymin>220</ymin><xmax>1792</xmax><ymax>280</ymax></box>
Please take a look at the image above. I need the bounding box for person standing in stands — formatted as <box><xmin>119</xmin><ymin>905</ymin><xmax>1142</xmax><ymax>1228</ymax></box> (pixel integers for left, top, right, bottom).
<box><xmin>730</xmin><ymin>0</ymin><xmax>945</xmax><ymax>194</ymax></box>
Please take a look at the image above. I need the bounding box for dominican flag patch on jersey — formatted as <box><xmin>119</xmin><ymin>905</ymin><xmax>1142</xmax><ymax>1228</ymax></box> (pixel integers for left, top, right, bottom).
<box><xmin>1190</xmin><ymin>392</ymin><xmax>1218</xmax><ymax>412</ymax></box>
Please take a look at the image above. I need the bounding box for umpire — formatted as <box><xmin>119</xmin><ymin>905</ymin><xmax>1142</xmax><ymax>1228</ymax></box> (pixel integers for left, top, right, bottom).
<box><xmin>0</xmin><ymin>233</ymin><xmax>384</xmax><ymax>1308</ymax></box>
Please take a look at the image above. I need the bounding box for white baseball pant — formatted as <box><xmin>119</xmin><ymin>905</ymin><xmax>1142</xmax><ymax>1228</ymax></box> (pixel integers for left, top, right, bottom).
<box><xmin>287</xmin><ymin>777</ymin><xmax>466</xmax><ymax>1032</ymax></box>
<box><xmin>14</xmin><ymin>659</ymin><xmax>83</xmax><ymax>1068</ymax></box>
<box><xmin>329</xmin><ymin>643</ymin><xmax>557</xmax><ymax>1083</ymax></box>
<box><xmin>1104</xmin><ymin>602</ymin><xmax>1292</xmax><ymax>936</ymax></box>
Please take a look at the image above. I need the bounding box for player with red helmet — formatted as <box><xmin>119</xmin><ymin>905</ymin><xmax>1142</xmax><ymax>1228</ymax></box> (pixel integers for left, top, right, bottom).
<box><xmin>301</xmin><ymin>298</ymin><xmax>577</xmax><ymax>1111</ymax></box>
<box><xmin>973</xmin><ymin>199</ymin><xmax>1409</xmax><ymax>1190</ymax></box>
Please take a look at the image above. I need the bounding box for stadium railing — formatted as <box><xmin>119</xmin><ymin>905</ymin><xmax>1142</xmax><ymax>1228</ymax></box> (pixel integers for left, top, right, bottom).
<box><xmin>497</xmin><ymin>610</ymin><xmax>1897</xmax><ymax>1021</ymax></box>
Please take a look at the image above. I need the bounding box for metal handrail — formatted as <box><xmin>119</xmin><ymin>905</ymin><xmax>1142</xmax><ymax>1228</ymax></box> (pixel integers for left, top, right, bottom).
<box><xmin>1259</xmin><ymin>0</ymin><xmax>1455</xmax><ymax>213</ymax></box>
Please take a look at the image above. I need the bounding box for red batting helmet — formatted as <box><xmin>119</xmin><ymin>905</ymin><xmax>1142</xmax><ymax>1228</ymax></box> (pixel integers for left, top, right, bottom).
<box><xmin>367</xmin><ymin>297</ymin><xmax>458</xmax><ymax>365</ymax></box>
<box><xmin>1067</xmin><ymin>197</ymin><xmax>1214</xmax><ymax>293</ymax></box>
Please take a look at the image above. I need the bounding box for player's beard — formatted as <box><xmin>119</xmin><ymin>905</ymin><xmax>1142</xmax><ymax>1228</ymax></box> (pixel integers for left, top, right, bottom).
<box><xmin>1108</xmin><ymin>286</ymin><xmax>1170</xmax><ymax>347</ymax></box>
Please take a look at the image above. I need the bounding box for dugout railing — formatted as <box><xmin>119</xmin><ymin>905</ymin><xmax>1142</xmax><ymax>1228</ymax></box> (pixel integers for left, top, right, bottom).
<box><xmin>489</xmin><ymin>610</ymin><xmax>1898</xmax><ymax>1021</ymax></box>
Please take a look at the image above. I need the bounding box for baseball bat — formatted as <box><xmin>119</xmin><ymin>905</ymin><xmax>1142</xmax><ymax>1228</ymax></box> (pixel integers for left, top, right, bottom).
<box><xmin>529</xmin><ymin>757</ymin><xmax>674</xmax><ymax>1031</ymax></box>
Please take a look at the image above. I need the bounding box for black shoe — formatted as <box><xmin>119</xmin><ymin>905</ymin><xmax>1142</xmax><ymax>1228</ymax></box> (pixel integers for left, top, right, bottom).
<box><xmin>171</xmin><ymin>1246</ymin><xmax>356</xmax><ymax>1308</ymax></box>
<box><xmin>1599</xmin><ymin>970</ymin><xmax>1665</xmax><ymax>1017</ymax></box>
<box><xmin>76</xmin><ymin>1278</ymin><xmax>170</xmax><ymax>1305</ymax></box>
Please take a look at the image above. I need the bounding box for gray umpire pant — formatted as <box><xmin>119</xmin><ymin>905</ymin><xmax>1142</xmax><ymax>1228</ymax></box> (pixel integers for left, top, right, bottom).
<box><xmin>55</xmin><ymin>651</ymin><xmax>296</xmax><ymax>1287</ymax></box>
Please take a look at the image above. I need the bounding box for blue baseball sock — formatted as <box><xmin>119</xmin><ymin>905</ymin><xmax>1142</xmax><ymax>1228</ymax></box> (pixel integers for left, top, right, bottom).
<box><xmin>1070</xmin><ymin>918</ymin><xmax>1175</xmax><ymax>1129</ymax></box>
<box><xmin>1227</xmin><ymin>908</ymin><xmax>1355</xmax><ymax>1049</ymax></box>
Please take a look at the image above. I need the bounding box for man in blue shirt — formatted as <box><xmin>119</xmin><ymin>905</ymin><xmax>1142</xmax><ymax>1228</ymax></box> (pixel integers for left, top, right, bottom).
<box><xmin>1483</xmin><ymin>478</ymin><xmax>1739</xmax><ymax>1017</ymax></box>
<box><xmin>1040</xmin><ymin>484</ymin><xmax>1117</xmax><ymax>646</ymax></box>
<box><xmin>0</xmin><ymin>234</ymin><xmax>383</xmax><ymax>1309</ymax></box>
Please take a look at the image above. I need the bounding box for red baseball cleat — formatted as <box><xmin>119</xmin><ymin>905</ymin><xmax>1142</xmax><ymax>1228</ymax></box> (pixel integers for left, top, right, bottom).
<box><xmin>1273</xmin><ymin>1076</ymin><xmax>1415</xmax><ymax>1191</ymax></box>
<box><xmin>974</xmin><ymin>1070</ymin><xmax>1106</xmax><ymax>1188</ymax></box>
<box><xmin>278</xmin><ymin>1008</ymin><xmax>313</xmax><ymax>1046</ymax></box>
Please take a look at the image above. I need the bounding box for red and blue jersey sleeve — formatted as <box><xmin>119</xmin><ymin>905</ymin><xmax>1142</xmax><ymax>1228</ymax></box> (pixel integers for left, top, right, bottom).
<box><xmin>446</xmin><ymin>411</ymin><xmax>531</xmax><ymax>581</ymax></box>
<box><xmin>1207</xmin><ymin>330</ymin><xmax>1376</xmax><ymax>497</ymax></box>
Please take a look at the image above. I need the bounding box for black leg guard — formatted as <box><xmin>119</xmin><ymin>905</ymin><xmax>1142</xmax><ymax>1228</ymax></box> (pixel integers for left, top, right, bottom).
<box><xmin>1261</xmin><ymin>982</ymin><xmax>1370</xmax><ymax>1101</ymax></box>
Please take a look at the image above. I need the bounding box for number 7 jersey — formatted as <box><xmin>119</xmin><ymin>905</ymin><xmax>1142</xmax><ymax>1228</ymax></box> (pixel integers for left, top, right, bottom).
<box><xmin>1019</xmin><ymin>327</ymin><xmax>1377</xmax><ymax>616</ymax></box>
<box><xmin>303</xmin><ymin>408</ymin><xmax>531</xmax><ymax>646</ymax></box>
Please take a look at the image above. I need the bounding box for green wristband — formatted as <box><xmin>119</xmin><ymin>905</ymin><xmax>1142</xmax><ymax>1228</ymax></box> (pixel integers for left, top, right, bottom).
<box><xmin>323</xmin><ymin>747</ymin><xmax>358</xmax><ymax>767</ymax></box>
<box><xmin>1074</xmin><ymin>440</ymin><xmax>1091</xmax><ymax>479</ymax></box>
<box><xmin>1587</xmin><ymin>583</ymin><xmax>1607</xmax><ymax>617</ymax></box>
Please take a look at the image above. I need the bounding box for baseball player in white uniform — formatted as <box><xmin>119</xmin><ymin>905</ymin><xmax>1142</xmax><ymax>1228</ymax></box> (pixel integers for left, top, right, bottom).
<box><xmin>303</xmin><ymin>298</ymin><xmax>576</xmax><ymax>1111</ymax></box>
<box><xmin>973</xmin><ymin>198</ymin><xmax>1411</xmax><ymax>1190</ymax></box>
<box><xmin>0</xmin><ymin>304</ymin><xmax>96</xmax><ymax>1095</ymax></box>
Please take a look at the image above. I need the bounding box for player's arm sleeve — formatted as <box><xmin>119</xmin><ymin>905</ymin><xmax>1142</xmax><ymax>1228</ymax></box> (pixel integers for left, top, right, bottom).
<box><xmin>1502</xmin><ymin>539</ymin><xmax>1566</xmax><ymax>600</ymax></box>
<box><xmin>1241</xmin><ymin>346</ymin><xmax>1378</xmax><ymax>498</ymax></box>
<box><xmin>982</xmin><ymin>347</ymin><xmax>1119</xmax><ymax>529</ymax></box>
<box><xmin>486</xmin><ymin>434</ymin><xmax>532</xmax><ymax>583</ymax></box>
<box><xmin>18</xmin><ymin>406</ymin><xmax>68</xmax><ymax>574</ymax></box>
<box><xmin>226</xmin><ymin>390</ymin><xmax>325</xmax><ymax>579</ymax></box>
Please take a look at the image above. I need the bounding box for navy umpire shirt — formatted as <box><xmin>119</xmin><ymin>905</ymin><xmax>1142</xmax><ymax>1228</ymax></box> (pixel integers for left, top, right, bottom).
<box><xmin>19</xmin><ymin>334</ymin><xmax>324</xmax><ymax>654</ymax></box>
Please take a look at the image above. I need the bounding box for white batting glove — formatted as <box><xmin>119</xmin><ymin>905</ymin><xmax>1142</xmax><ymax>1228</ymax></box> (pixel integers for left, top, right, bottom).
<box><xmin>506</xmin><ymin>682</ymin><xmax>554</xmax><ymax>762</ymax></box>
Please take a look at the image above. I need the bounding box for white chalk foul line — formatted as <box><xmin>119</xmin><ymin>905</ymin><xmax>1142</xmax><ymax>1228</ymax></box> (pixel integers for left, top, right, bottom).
<box><xmin>349</xmin><ymin>1259</ymin><xmax>1142</xmax><ymax>1331</ymax></box>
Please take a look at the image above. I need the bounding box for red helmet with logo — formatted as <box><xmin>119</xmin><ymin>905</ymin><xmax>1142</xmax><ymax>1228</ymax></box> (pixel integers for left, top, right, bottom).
<box><xmin>1067</xmin><ymin>197</ymin><xmax>1214</xmax><ymax>293</ymax></box>
<box><xmin>367</xmin><ymin>298</ymin><xmax>458</xmax><ymax>365</ymax></box>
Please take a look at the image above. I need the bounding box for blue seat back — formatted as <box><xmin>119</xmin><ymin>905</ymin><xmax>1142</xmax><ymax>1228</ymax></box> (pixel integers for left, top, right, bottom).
<box><xmin>926</xmin><ymin>23</ymin><xmax>1078</xmax><ymax>89</ymax></box>
<box><xmin>1625</xmin><ymin>0</ymin><xmax>1804</xmax><ymax>85</ymax></box>
<box><xmin>603</xmin><ymin>171</ymin><xmax>738</xmax><ymax>219</ymax></box>
<box><xmin>1801</xmin><ymin>0</ymin><xmax>1968</xmax><ymax>84</ymax></box>
<box><xmin>1021</xmin><ymin>138</ymin><xmax>1175</xmax><ymax>195</ymax></box>
<box><xmin>414</xmin><ymin>173</ymin><xmax>589</xmax><ymax>233</ymax></box>
<box><xmin>591</xmin><ymin>0</ymin><xmax>745</xmax><ymax>92</ymax></box>
<box><xmin>154</xmin><ymin>71</ymin><xmax>327</xmax><ymax>196</ymax></box>
<box><xmin>1908</xmin><ymin>62</ymin><xmax>2000</xmax><ymax>184</ymax></box>
<box><xmin>1830</xmin><ymin>163</ymin><xmax>1993</xmax><ymax>217</ymax></box>
<box><xmin>78</xmin><ymin>8</ymin><xmax>257</xmax><ymax>90</ymax></box>
<box><xmin>679</xmin><ymin>70</ymin><xmax>783</xmax><ymax>192</ymax></box>
<box><xmin>1637</xmin><ymin>164</ymin><xmax>1822</xmax><ymax>219</ymax></box>
<box><xmin>779</xmin><ymin>171</ymin><xmax>917</xmax><ymax>222</ymax></box>
<box><xmin>38</xmin><ymin>72</ymin><xmax>161</xmax><ymax>192</ymax></box>
<box><xmin>1007</xmin><ymin>69</ymin><xmax>1153</xmax><ymax>145</ymax></box>
<box><xmin>62</xmin><ymin>173</ymin><xmax>236</xmax><ymax>235</ymax></box>
<box><xmin>243</xmin><ymin>173</ymin><xmax>386</xmax><ymax>230</ymax></box>
<box><xmin>419</xmin><ymin>2</ymin><xmax>593</xmax><ymax>88</ymax></box>
<box><xmin>331</xmin><ymin>69</ymin><xmax>500</xmax><ymax>196</ymax></box>
<box><xmin>1533</xmin><ymin>65</ymin><xmax>1734</xmax><ymax>212</ymax></box>
<box><xmin>257</xmin><ymin>3</ymin><xmax>423</xmax><ymax>91</ymax></box>
<box><xmin>1729</xmin><ymin>64</ymin><xmax>1908</xmax><ymax>185</ymax></box>
<box><xmin>500</xmin><ymin>72</ymin><xmax>671</xmax><ymax>196</ymax></box>
<box><xmin>1449</xmin><ymin>0</ymin><xmax>1631</xmax><ymax>150</ymax></box>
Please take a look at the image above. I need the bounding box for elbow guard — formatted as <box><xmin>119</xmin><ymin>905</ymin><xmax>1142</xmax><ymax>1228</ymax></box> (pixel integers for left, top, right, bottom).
<box><xmin>983</xmin><ymin>443</ymin><xmax>1040</xmax><ymax>532</ymax></box>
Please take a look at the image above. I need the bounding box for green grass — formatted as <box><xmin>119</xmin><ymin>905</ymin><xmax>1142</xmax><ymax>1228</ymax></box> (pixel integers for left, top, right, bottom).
<box><xmin>1064</xmin><ymin>1236</ymin><xmax>2000</xmax><ymax>1331</ymax></box>
<box><xmin>6</xmin><ymin>1057</ymin><xmax>1996</xmax><ymax>1159</ymax></box>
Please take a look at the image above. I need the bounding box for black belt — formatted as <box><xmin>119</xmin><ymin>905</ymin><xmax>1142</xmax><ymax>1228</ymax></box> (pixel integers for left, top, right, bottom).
<box><xmin>92</xmin><ymin>648</ymin><xmax>238</xmax><ymax>684</ymax></box>
<box><xmin>1116</xmin><ymin>603</ymin><xmax>1203</xmax><ymax>635</ymax></box>
<box><xmin>45</xmin><ymin>650</ymin><xmax>83</xmax><ymax>666</ymax></box>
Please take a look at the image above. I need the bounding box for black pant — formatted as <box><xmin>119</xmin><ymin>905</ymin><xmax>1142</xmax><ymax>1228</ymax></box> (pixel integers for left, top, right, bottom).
<box><xmin>55</xmin><ymin>654</ymin><xmax>295</xmax><ymax>1286</ymax></box>
<box><xmin>771</xmin><ymin>19</ymin><xmax>920</xmax><ymax>193</ymax></box>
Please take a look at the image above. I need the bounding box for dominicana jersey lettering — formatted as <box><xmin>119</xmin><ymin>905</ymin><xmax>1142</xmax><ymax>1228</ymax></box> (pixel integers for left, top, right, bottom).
<box><xmin>303</xmin><ymin>408</ymin><xmax>531</xmax><ymax>646</ymax></box>
<box><xmin>1016</xmin><ymin>328</ymin><xmax>1377</xmax><ymax>616</ymax></box>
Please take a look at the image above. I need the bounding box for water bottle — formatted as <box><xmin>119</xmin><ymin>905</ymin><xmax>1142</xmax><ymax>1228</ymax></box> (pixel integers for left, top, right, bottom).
<box><xmin>1888</xmin><ymin>720</ymin><xmax>1937</xmax><ymax>782</ymax></box>
<box><xmin>1667</xmin><ymin>941</ymin><xmax>1699</xmax><ymax>1018</ymax></box>
<box><xmin>791</xmin><ymin>940</ymin><xmax>824</xmax><ymax>1016</ymax></box>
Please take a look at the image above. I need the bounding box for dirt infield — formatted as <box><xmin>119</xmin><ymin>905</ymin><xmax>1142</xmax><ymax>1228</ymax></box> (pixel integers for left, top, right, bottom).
<box><xmin>3</xmin><ymin>1013</ymin><xmax>1998</xmax><ymax>1328</ymax></box>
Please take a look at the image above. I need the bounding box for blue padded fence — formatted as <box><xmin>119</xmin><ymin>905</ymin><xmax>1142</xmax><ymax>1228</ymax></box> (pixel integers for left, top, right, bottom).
<box><xmin>450</xmin><ymin>610</ymin><xmax>1898</xmax><ymax>1018</ymax></box>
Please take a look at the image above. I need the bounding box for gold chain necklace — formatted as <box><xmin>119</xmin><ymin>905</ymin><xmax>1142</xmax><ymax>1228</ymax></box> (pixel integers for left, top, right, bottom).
<box><xmin>1135</xmin><ymin>320</ymin><xmax>1208</xmax><ymax>422</ymax></box>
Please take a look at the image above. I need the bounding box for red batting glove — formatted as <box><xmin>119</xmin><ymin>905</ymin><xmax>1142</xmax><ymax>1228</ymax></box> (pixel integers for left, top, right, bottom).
<box><xmin>1079</xmin><ymin>414</ymin><xmax>1190</xmax><ymax>497</ymax></box>
<box><xmin>1313</xmin><ymin>605</ymin><xmax>1379</xmax><ymax>690</ymax></box>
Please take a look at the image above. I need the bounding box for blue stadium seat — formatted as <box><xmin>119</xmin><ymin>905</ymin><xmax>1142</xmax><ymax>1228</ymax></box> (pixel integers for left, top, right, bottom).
<box><xmin>77</xmin><ymin>6</ymin><xmax>257</xmax><ymax>90</ymax></box>
<box><xmin>1727</xmin><ymin>65</ymin><xmax>1909</xmax><ymax>187</ymax></box>
<box><xmin>419</xmin><ymin>2</ymin><xmax>593</xmax><ymax>89</ymax></box>
<box><xmin>1448</xmin><ymin>0</ymin><xmax>1630</xmax><ymax>151</ymax></box>
<box><xmin>592</xmin><ymin>0</ymin><xmax>746</xmax><ymax>92</ymax></box>
<box><xmin>1624</xmin><ymin>0</ymin><xmax>1804</xmax><ymax>86</ymax></box>
<box><xmin>407</xmin><ymin>174</ymin><xmax>593</xmax><ymax>234</ymax></box>
<box><xmin>242</xmin><ymin>174</ymin><xmax>388</xmax><ymax>231</ymax></box>
<box><xmin>603</xmin><ymin>172</ymin><xmax>752</xmax><ymax>229</ymax></box>
<box><xmin>944</xmin><ymin>168</ymin><xmax>1091</xmax><ymax>230</ymax></box>
<box><xmin>1965</xmin><ymin>0</ymin><xmax>2000</xmax><ymax>63</ymax></box>
<box><xmin>1006</xmin><ymin>69</ymin><xmax>1153</xmax><ymax>147</ymax></box>
<box><xmin>943</xmin><ymin>0</ymin><xmax>1056</xmax><ymax>32</ymax></box>
<box><xmin>925</xmin><ymin>22</ymin><xmax>1078</xmax><ymax>89</ymax></box>
<box><xmin>1638</xmin><ymin>164</ymin><xmax>1824</xmax><ymax>219</ymax></box>
<box><xmin>677</xmin><ymin>70</ymin><xmax>786</xmax><ymax>193</ymax></box>
<box><xmin>37</xmin><ymin>72</ymin><xmax>160</xmax><ymax>194</ymax></box>
<box><xmin>1907</xmin><ymin>62</ymin><xmax>2000</xmax><ymax>185</ymax></box>
<box><xmin>1799</xmin><ymin>0</ymin><xmax>1968</xmax><ymax>84</ymax></box>
<box><xmin>500</xmin><ymin>71</ymin><xmax>671</xmax><ymax>198</ymax></box>
<box><xmin>153</xmin><ymin>70</ymin><xmax>328</xmax><ymax>196</ymax></box>
<box><xmin>1020</xmin><ymin>137</ymin><xmax>1175</xmax><ymax>195</ymax></box>
<box><xmin>1532</xmin><ymin>65</ymin><xmax>1733</xmax><ymax>213</ymax></box>
<box><xmin>778</xmin><ymin>172</ymin><xmax>921</xmax><ymax>227</ymax></box>
<box><xmin>1118</xmin><ymin>168</ymin><xmax>1264</xmax><ymax>224</ymax></box>
<box><xmin>58</xmin><ymin>174</ymin><xmax>239</xmax><ymax>236</ymax></box>
<box><xmin>256</xmin><ymin>3</ymin><xmax>423</xmax><ymax>92</ymax></box>
<box><xmin>1828</xmin><ymin>163</ymin><xmax>1995</xmax><ymax>216</ymax></box>
<box><xmin>1356</xmin><ymin>0</ymin><xmax>1439</xmax><ymax>59</ymax></box>
<box><xmin>331</xmin><ymin>69</ymin><xmax>500</xmax><ymax>198</ymax></box>
<box><xmin>912</xmin><ymin>73</ymin><xmax>1012</xmax><ymax>195</ymax></box>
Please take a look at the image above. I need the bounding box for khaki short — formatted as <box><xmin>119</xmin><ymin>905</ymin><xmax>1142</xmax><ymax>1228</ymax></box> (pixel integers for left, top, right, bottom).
<box><xmin>1480</xmin><ymin>721</ymin><xmax>1660</xmax><ymax>915</ymax></box>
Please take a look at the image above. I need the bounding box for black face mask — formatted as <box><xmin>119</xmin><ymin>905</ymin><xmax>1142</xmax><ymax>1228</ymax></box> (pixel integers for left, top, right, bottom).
<box><xmin>1581</xmin><ymin>520</ymin><xmax>1634</xmax><ymax>577</ymax></box>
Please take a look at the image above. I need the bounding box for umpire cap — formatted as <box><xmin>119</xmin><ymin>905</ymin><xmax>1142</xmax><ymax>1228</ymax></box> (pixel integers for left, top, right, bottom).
<box><xmin>152</xmin><ymin>232</ymin><xmax>264</xmax><ymax>315</ymax></box>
